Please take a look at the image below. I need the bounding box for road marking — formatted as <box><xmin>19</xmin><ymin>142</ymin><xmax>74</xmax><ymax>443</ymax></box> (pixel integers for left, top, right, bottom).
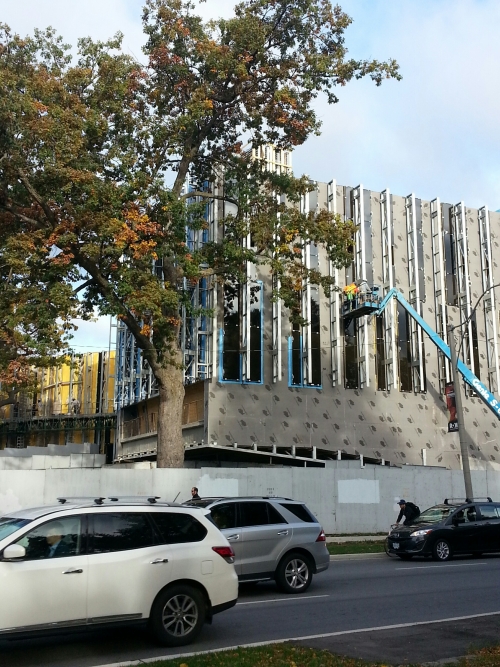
<box><xmin>396</xmin><ymin>563</ymin><xmax>488</xmax><ymax>570</ymax></box>
<box><xmin>237</xmin><ymin>594</ymin><xmax>329</xmax><ymax>606</ymax></box>
<box><xmin>93</xmin><ymin>610</ymin><xmax>500</xmax><ymax>667</ymax></box>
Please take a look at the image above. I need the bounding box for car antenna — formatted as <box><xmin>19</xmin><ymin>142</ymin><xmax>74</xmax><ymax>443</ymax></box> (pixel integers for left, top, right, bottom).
<box><xmin>172</xmin><ymin>492</ymin><xmax>180</xmax><ymax>503</ymax></box>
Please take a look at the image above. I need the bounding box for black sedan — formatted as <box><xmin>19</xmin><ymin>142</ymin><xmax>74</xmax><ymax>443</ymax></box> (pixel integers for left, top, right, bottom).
<box><xmin>386</xmin><ymin>498</ymin><xmax>500</xmax><ymax>561</ymax></box>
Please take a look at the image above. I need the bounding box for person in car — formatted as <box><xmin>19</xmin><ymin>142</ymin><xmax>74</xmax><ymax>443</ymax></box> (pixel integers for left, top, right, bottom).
<box><xmin>45</xmin><ymin>522</ymin><xmax>72</xmax><ymax>558</ymax></box>
<box><xmin>395</xmin><ymin>499</ymin><xmax>420</xmax><ymax>526</ymax></box>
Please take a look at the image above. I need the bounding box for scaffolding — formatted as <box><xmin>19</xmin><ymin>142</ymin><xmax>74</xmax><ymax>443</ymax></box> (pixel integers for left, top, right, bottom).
<box><xmin>0</xmin><ymin>351</ymin><xmax>116</xmax><ymax>449</ymax></box>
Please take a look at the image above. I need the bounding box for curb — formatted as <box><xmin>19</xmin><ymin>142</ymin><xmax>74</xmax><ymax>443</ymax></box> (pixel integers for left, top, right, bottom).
<box><xmin>326</xmin><ymin>536</ymin><xmax>387</xmax><ymax>544</ymax></box>
<box><xmin>329</xmin><ymin>553</ymin><xmax>387</xmax><ymax>561</ymax></box>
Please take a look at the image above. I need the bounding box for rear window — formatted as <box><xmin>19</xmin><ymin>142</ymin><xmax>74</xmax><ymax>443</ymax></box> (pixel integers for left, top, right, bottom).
<box><xmin>0</xmin><ymin>517</ymin><xmax>32</xmax><ymax>542</ymax></box>
<box><xmin>91</xmin><ymin>513</ymin><xmax>155</xmax><ymax>553</ymax></box>
<box><xmin>152</xmin><ymin>512</ymin><xmax>207</xmax><ymax>544</ymax></box>
<box><xmin>279</xmin><ymin>503</ymin><xmax>316</xmax><ymax>523</ymax></box>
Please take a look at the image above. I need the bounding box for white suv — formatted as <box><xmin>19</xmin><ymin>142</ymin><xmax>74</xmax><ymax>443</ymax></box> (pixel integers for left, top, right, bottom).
<box><xmin>0</xmin><ymin>497</ymin><xmax>238</xmax><ymax>646</ymax></box>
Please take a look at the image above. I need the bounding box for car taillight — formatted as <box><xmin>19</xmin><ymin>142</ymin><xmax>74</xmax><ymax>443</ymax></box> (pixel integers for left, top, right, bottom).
<box><xmin>212</xmin><ymin>546</ymin><xmax>235</xmax><ymax>563</ymax></box>
<box><xmin>316</xmin><ymin>529</ymin><xmax>326</xmax><ymax>542</ymax></box>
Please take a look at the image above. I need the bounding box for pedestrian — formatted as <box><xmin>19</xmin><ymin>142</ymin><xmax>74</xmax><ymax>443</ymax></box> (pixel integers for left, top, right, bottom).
<box><xmin>71</xmin><ymin>397</ymin><xmax>80</xmax><ymax>414</ymax></box>
<box><xmin>191</xmin><ymin>487</ymin><xmax>201</xmax><ymax>500</ymax></box>
<box><xmin>395</xmin><ymin>499</ymin><xmax>420</xmax><ymax>526</ymax></box>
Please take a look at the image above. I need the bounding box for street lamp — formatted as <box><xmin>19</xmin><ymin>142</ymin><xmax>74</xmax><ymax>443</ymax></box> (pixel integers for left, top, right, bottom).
<box><xmin>447</xmin><ymin>282</ymin><xmax>500</xmax><ymax>499</ymax></box>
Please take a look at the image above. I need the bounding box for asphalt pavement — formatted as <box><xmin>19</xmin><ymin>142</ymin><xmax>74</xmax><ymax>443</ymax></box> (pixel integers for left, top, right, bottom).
<box><xmin>2</xmin><ymin>554</ymin><xmax>500</xmax><ymax>667</ymax></box>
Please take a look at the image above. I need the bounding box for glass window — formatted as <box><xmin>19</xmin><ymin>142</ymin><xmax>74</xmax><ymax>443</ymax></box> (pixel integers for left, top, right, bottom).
<box><xmin>240</xmin><ymin>502</ymin><xmax>269</xmax><ymax>527</ymax></box>
<box><xmin>344</xmin><ymin>318</ymin><xmax>358</xmax><ymax>389</ymax></box>
<box><xmin>397</xmin><ymin>303</ymin><xmax>412</xmax><ymax>392</ymax></box>
<box><xmin>267</xmin><ymin>504</ymin><xmax>287</xmax><ymax>525</ymax></box>
<box><xmin>239</xmin><ymin>502</ymin><xmax>285</xmax><ymax>527</ymax></box>
<box><xmin>14</xmin><ymin>516</ymin><xmax>83</xmax><ymax>560</ymax></box>
<box><xmin>91</xmin><ymin>513</ymin><xmax>155</xmax><ymax>553</ymax></box>
<box><xmin>222</xmin><ymin>282</ymin><xmax>240</xmax><ymax>381</ymax></box>
<box><xmin>279</xmin><ymin>503</ymin><xmax>316</xmax><ymax>523</ymax></box>
<box><xmin>249</xmin><ymin>283</ymin><xmax>262</xmax><ymax>383</ymax></box>
<box><xmin>478</xmin><ymin>504</ymin><xmax>500</xmax><ymax>520</ymax></box>
<box><xmin>454</xmin><ymin>506</ymin><xmax>478</xmax><ymax>523</ymax></box>
<box><xmin>376</xmin><ymin>315</ymin><xmax>387</xmax><ymax>391</ymax></box>
<box><xmin>210</xmin><ymin>503</ymin><xmax>238</xmax><ymax>530</ymax></box>
<box><xmin>414</xmin><ymin>506</ymin><xmax>453</xmax><ymax>524</ymax></box>
<box><xmin>151</xmin><ymin>512</ymin><xmax>207</xmax><ymax>544</ymax></box>
<box><xmin>0</xmin><ymin>517</ymin><xmax>32</xmax><ymax>542</ymax></box>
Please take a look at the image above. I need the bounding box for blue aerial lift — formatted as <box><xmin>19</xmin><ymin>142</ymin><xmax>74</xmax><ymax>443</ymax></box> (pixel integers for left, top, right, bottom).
<box><xmin>342</xmin><ymin>287</ymin><xmax>500</xmax><ymax>421</ymax></box>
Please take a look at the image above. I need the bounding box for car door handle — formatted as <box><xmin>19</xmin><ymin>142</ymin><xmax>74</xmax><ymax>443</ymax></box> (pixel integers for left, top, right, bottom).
<box><xmin>277</xmin><ymin>530</ymin><xmax>289</xmax><ymax>536</ymax></box>
<box><xmin>227</xmin><ymin>534</ymin><xmax>240</xmax><ymax>541</ymax></box>
<box><xmin>63</xmin><ymin>569</ymin><xmax>83</xmax><ymax>574</ymax></box>
<box><xmin>150</xmin><ymin>558</ymin><xmax>169</xmax><ymax>564</ymax></box>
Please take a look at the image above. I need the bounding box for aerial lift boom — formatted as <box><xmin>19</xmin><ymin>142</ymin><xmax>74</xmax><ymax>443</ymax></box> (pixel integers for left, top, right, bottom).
<box><xmin>343</xmin><ymin>287</ymin><xmax>500</xmax><ymax>421</ymax></box>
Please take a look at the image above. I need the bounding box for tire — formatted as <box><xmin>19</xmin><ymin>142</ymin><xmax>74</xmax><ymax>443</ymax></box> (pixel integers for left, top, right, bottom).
<box><xmin>149</xmin><ymin>584</ymin><xmax>206</xmax><ymax>647</ymax></box>
<box><xmin>275</xmin><ymin>552</ymin><xmax>313</xmax><ymax>594</ymax></box>
<box><xmin>432</xmin><ymin>539</ymin><xmax>452</xmax><ymax>562</ymax></box>
<box><xmin>397</xmin><ymin>554</ymin><xmax>413</xmax><ymax>560</ymax></box>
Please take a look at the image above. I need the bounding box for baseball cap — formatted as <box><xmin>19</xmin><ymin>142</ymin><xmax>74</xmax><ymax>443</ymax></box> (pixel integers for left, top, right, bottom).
<box><xmin>398</xmin><ymin>499</ymin><xmax>406</xmax><ymax>505</ymax></box>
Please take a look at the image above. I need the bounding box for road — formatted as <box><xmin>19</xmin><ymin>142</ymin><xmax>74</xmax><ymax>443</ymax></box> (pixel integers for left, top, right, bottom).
<box><xmin>3</xmin><ymin>554</ymin><xmax>500</xmax><ymax>667</ymax></box>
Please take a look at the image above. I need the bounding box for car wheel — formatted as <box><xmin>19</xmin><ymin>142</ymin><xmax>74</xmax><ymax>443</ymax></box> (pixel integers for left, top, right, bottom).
<box><xmin>432</xmin><ymin>539</ymin><xmax>452</xmax><ymax>562</ymax></box>
<box><xmin>276</xmin><ymin>552</ymin><xmax>313</xmax><ymax>594</ymax></box>
<box><xmin>397</xmin><ymin>554</ymin><xmax>413</xmax><ymax>560</ymax></box>
<box><xmin>150</xmin><ymin>584</ymin><xmax>206</xmax><ymax>646</ymax></box>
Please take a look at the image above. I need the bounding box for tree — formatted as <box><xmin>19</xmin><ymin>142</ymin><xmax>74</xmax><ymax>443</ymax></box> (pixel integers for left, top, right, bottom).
<box><xmin>0</xmin><ymin>1</ymin><xmax>400</xmax><ymax>466</ymax></box>
<box><xmin>0</xmin><ymin>225</ymin><xmax>79</xmax><ymax>410</ymax></box>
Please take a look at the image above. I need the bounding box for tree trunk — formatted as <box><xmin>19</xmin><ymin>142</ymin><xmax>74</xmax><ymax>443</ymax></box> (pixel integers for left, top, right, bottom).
<box><xmin>155</xmin><ymin>358</ymin><xmax>185</xmax><ymax>468</ymax></box>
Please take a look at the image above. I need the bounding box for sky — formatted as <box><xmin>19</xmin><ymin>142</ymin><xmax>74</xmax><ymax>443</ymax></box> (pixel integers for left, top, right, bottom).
<box><xmin>2</xmin><ymin>0</ymin><xmax>499</xmax><ymax>351</ymax></box>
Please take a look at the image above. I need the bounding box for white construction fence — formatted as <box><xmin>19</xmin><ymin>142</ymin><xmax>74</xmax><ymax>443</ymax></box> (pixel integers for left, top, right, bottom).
<box><xmin>1</xmin><ymin>461</ymin><xmax>500</xmax><ymax>534</ymax></box>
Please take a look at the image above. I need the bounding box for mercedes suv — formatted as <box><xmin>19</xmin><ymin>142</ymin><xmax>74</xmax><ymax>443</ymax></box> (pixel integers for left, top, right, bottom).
<box><xmin>0</xmin><ymin>497</ymin><xmax>238</xmax><ymax>646</ymax></box>
<box><xmin>184</xmin><ymin>496</ymin><xmax>329</xmax><ymax>593</ymax></box>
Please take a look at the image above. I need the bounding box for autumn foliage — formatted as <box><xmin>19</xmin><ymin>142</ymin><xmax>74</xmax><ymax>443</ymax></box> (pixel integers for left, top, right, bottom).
<box><xmin>0</xmin><ymin>0</ymin><xmax>399</xmax><ymax>464</ymax></box>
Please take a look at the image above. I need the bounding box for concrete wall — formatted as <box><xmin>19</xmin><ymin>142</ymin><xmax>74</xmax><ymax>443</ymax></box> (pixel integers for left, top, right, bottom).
<box><xmin>2</xmin><ymin>463</ymin><xmax>500</xmax><ymax>534</ymax></box>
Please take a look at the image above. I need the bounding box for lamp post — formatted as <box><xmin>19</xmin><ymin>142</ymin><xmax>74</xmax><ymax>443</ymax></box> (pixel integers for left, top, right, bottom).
<box><xmin>447</xmin><ymin>282</ymin><xmax>500</xmax><ymax>500</ymax></box>
<box><xmin>447</xmin><ymin>325</ymin><xmax>473</xmax><ymax>499</ymax></box>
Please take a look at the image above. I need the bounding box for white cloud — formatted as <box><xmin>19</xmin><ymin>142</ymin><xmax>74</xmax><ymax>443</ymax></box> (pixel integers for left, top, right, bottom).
<box><xmin>67</xmin><ymin>316</ymin><xmax>112</xmax><ymax>353</ymax></box>
<box><xmin>3</xmin><ymin>0</ymin><xmax>499</xmax><ymax>204</ymax></box>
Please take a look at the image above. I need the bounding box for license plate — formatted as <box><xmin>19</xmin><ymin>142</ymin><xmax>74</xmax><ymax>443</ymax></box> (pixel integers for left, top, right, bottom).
<box><xmin>393</xmin><ymin>542</ymin><xmax>399</xmax><ymax>549</ymax></box>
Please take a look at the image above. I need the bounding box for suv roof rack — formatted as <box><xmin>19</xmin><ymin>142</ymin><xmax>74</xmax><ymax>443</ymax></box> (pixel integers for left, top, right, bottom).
<box><xmin>57</xmin><ymin>496</ymin><xmax>162</xmax><ymax>505</ymax></box>
<box><xmin>108</xmin><ymin>496</ymin><xmax>161</xmax><ymax>504</ymax></box>
<box><xmin>444</xmin><ymin>497</ymin><xmax>493</xmax><ymax>505</ymax></box>
<box><xmin>58</xmin><ymin>497</ymin><xmax>106</xmax><ymax>505</ymax></box>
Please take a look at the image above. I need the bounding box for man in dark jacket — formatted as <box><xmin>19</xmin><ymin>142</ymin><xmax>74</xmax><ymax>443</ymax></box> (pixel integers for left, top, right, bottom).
<box><xmin>396</xmin><ymin>499</ymin><xmax>420</xmax><ymax>526</ymax></box>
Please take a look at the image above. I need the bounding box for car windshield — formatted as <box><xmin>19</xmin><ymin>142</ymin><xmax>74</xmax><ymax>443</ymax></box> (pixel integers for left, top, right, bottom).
<box><xmin>0</xmin><ymin>517</ymin><xmax>32</xmax><ymax>541</ymax></box>
<box><xmin>413</xmin><ymin>506</ymin><xmax>453</xmax><ymax>524</ymax></box>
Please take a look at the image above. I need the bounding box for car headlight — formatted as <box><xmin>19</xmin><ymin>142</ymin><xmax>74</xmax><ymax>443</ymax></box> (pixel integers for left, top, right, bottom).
<box><xmin>411</xmin><ymin>529</ymin><xmax>433</xmax><ymax>537</ymax></box>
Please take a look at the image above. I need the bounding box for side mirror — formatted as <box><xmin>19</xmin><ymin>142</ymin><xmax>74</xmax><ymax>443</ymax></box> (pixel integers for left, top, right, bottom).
<box><xmin>3</xmin><ymin>544</ymin><xmax>26</xmax><ymax>560</ymax></box>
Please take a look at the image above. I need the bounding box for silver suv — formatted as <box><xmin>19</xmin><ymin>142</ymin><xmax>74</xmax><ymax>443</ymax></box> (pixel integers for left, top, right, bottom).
<box><xmin>184</xmin><ymin>496</ymin><xmax>329</xmax><ymax>593</ymax></box>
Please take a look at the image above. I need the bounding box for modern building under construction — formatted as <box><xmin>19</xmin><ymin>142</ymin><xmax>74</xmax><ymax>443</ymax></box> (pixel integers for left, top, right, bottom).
<box><xmin>0</xmin><ymin>351</ymin><xmax>116</xmax><ymax>458</ymax></box>
<box><xmin>114</xmin><ymin>164</ymin><xmax>500</xmax><ymax>470</ymax></box>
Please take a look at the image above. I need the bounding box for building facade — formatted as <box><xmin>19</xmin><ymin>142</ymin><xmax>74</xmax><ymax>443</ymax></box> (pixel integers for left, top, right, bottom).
<box><xmin>115</xmin><ymin>177</ymin><xmax>500</xmax><ymax>470</ymax></box>
<box><xmin>0</xmin><ymin>351</ymin><xmax>116</xmax><ymax>455</ymax></box>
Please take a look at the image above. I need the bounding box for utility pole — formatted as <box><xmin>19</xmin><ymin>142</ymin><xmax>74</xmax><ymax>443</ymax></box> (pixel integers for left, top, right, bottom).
<box><xmin>448</xmin><ymin>324</ymin><xmax>473</xmax><ymax>500</ymax></box>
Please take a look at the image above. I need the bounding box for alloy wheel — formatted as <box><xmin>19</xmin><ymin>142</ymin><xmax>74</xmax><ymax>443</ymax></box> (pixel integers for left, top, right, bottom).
<box><xmin>284</xmin><ymin>558</ymin><xmax>309</xmax><ymax>589</ymax></box>
<box><xmin>162</xmin><ymin>594</ymin><xmax>199</xmax><ymax>637</ymax></box>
